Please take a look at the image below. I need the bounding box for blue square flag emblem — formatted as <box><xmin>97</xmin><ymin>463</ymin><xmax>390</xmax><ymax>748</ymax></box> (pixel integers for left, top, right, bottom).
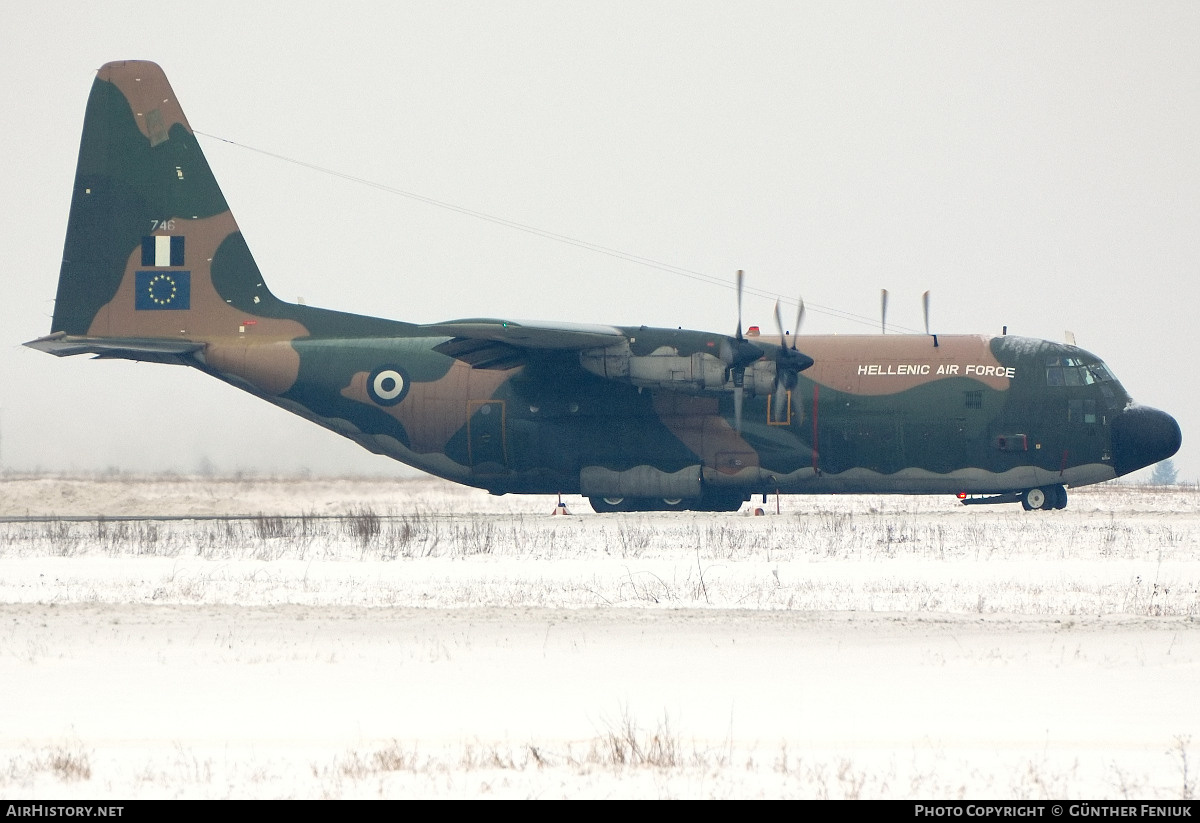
<box><xmin>135</xmin><ymin>271</ymin><xmax>191</xmax><ymax>310</ymax></box>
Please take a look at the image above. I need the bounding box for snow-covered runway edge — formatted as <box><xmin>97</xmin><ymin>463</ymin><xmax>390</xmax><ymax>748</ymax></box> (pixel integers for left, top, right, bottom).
<box><xmin>2</xmin><ymin>475</ymin><xmax>1198</xmax><ymax>798</ymax></box>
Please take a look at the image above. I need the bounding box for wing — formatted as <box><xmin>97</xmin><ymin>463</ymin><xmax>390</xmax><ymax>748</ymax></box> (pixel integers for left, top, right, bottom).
<box><xmin>420</xmin><ymin>318</ymin><xmax>627</xmax><ymax>369</ymax></box>
<box><xmin>420</xmin><ymin>318</ymin><xmax>792</xmax><ymax>414</ymax></box>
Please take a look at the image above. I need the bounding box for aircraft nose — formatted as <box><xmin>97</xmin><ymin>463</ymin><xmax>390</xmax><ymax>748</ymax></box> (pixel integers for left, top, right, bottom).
<box><xmin>1111</xmin><ymin>405</ymin><xmax>1182</xmax><ymax>477</ymax></box>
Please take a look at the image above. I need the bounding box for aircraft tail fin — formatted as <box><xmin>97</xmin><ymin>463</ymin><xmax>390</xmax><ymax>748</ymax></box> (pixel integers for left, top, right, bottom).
<box><xmin>36</xmin><ymin>60</ymin><xmax>309</xmax><ymax>353</ymax></box>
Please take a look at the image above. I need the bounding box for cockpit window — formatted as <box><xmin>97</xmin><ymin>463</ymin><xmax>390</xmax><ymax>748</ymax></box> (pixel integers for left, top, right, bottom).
<box><xmin>1046</xmin><ymin>357</ymin><xmax>1065</xmax><ymax>386</ymax></box>
<box><xmin>1046</xmin><ymin>356</ymin><xmax>1114</xmax><ymax>387</ymax></box>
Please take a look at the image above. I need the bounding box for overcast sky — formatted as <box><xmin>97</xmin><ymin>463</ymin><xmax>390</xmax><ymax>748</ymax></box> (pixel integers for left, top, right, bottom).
<box><xmin>2</xmin><ymin>1</ymin><xmax>1196</xmax><ymax>481</ymax></box>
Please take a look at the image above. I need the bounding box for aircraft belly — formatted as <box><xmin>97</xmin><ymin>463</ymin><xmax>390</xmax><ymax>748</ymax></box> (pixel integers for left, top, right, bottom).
<box><xmin>760</xmin><ymin>463</ymin><xmax>1115</xmax><ymax>495</ymax></box>
<box><xmin>580</xmin><ymin>465</ymin><xmax>702</xmax><ymax>500</ymax></box>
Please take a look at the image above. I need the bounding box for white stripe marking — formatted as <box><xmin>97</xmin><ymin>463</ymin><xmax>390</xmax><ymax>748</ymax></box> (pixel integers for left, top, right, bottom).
<box><xmin>155</xmin><ymin>235</ymin><xmax>172</xmax><ymax>267</ymax></box>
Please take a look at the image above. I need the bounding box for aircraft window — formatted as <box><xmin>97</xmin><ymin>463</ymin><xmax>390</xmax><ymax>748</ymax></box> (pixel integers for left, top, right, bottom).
<box><xmin>1101</xmin><ymin>385</ymin><xmax>1120</xmax><ymax>409</ymax></box>
<box><xmin>1068</xmin><ymin>398</ymin><xmax>1098</xmax><ymax>424</ymax></box>
<box><xmin>1047</xmin><ymin>356</ymin><xmax>1115</xmax><ymax>388</ymax></box>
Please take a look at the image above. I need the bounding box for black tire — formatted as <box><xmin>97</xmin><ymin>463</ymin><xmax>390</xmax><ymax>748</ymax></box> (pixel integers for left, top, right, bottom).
<box><xmin>591</xmin><ymin>493</ymin><xmax>745</xmax><ymax>513</ymax></box>
<box><xmin>1021</xmin><ymin>487</ymin><xmax>1047</xmax><ymax>511</ymax></box>
<box><xmin>588</xmin><ymin>496</ymin><xmax>629</xmax><ymax>513</ymax></box>
<box><xmin>1021</xmin><ymin>485</ymin><xmax>1066</xmax><ymax>512</ymax></box>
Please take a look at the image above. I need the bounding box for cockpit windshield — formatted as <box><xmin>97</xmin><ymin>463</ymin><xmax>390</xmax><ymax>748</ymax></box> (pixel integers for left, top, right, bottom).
<box><xmin>1045</xmin><ymin>356</ymin><xmax>1115</xmax><ymax>387</ymax></box>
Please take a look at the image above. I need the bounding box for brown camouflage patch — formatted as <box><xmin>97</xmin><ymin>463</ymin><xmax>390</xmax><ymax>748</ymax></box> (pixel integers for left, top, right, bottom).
<box><xmin>100</xmin><ymin>61</ymin><xmax>192</xmax><ymax>146</ymax></box>
<box><xmin>89</xmin><ymin>210</ymin><xmax>310</xmax><ymax>344</ymax></box>
<box><xmin>341</xmin><ymin>361</ymin><xmax>515</xmax><ymax>454</ymax></box>
<box><xmin>203</xmin><ymin>341</ymin><xmax>302</xmax><ymax>396</ymax></box>
<box><xmin>763</xmin><ymin>334</ymin><xmax>1014</xmax><ymax>395</ymax></box>
<box><xmin>652</xmin><ymin>393</ymin><xmax>760</xmax><ymax>473</ymax></box>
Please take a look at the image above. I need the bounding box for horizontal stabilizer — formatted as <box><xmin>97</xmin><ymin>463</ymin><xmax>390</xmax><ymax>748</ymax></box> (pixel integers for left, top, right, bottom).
<box><xmin>25</xmin><ymin>332</ymin><xmax>203</xmax><ymax>364</ymax></box>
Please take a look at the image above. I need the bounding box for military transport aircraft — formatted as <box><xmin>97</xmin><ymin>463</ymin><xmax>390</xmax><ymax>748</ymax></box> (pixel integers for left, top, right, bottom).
<box><xmin>27</xmin><ymin>61</ymin><xmax>1181</xmax><ymax>512</ymax></box>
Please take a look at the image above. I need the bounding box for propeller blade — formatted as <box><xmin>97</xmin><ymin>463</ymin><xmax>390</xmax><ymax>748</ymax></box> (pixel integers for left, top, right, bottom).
<box><xmin>720</xmin><ymin>270</ymin><xmax>764</xmax><ymax>372</ymax></box>
<box><xmin>734</xmin><ymin>383</ymin><xmax>744</xmax><ymax>433</ymax></box>
<box><xmin>793</xmin><ymin>299</ymin><xmax>805</xmax><ymax>349</ymax></box>
<box><xmin>922</xmin><ymin>290</ymin><xmax>931</xmax><ymax>336</ymax></box>
<box><xmin>772</xmin><ymin>383</ymin><xmax>787</xmax><ymax>422</ymax></box>
<box><xmin>735</xmin><ymin>269</ymin><xmax>745</xmax><ymax>341</ymax></box>
<box><xmin>771</xmin><ymin>300</ymin><xmax>789</xmax><ymax>407</ymax></box>
<box><xmin>881</xmin><ymin>289</ymin><xmax>889</xmax><ymax>335</ymax></box>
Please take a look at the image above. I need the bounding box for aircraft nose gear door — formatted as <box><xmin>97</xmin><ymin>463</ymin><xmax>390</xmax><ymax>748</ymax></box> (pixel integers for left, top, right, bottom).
<box><xmin>468</xmin><ymin>400</ymin><xmax>508</xmax><ymax>473</ymax></box>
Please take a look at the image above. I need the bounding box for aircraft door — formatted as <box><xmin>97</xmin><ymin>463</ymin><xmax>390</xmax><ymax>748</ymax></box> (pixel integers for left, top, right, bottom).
<box><xmin>839</xmin><ymin>411</ymin><xmax>904</xmax><ymax>474</ymax></box>
<box><xmin>467</xmin><ymin>400</ymin><xmax>508</xmax><ymax>472</ymax></box>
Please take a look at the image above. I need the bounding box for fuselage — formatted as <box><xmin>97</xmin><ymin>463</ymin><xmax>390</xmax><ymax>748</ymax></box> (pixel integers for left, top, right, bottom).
<box><xmin>196</xmin><ymin>326</ymin><xmax>1179</xmax><ymax>502</ymax></box>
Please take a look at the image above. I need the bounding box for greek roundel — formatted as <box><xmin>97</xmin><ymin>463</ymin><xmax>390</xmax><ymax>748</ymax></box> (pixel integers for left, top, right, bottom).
<box><xmin>368</xmin><ymin>367</ymin><xmax>409</xmax><ymax>406</ymax></box>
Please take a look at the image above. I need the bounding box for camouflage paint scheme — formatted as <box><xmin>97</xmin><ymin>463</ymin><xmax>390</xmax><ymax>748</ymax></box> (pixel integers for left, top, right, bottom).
<box><xmin>27</xmin><ymin>61</ymin><xmax>1181</xmax><ymax>512</ymax></box>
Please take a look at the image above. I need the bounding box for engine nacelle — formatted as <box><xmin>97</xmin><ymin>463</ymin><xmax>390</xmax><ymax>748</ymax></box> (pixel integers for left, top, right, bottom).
<box><xmin>580</xmin><ymin>343</ymin><xmax>776</xmax><ymax>395</ymax></box>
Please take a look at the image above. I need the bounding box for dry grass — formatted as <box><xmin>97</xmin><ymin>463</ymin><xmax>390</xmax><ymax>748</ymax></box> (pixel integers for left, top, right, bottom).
<box><xmin>1</xmin><ymin>484</ymin><xmax>1198</xmax><ymax>615</ymax></box>
<box><xmin>2</xmin><ymin>744</ymin><xmax>93</xmax><ymax>786</ymax></box>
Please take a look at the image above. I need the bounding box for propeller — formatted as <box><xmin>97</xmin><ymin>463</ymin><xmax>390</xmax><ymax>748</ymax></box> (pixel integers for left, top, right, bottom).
<box><xmin>881</xmin><ymin>289</ymin><xmax>889</xmax><ymax>334</ymax></box>
<box><xmin>771</xmin><ymin>298</ymin><xmax>815</xmax><ymax>421</ymax></box>
<box><xmin>717</xmin><ymin>270</ymin><xmax>766</xmax><ymax>433</ymax></box>
<box><xmin>731</xmin><ymin>270</ymin><xmax>746</xmax><ymax>434</ymax></box>
<box><xmin>736</xmin><ymin>268</ymin><xmax>744</xmax><ymax>342</ymax></box>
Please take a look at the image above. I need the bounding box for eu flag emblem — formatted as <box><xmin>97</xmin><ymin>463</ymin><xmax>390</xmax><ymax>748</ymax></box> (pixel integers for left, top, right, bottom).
<box><xmin>141</xmin><ymin>236</ymin><xmax>185</xmax><ymax>267</ymax></box>
<box><xmin>135</xmin><ymin>271</ymin><xmax>191</xmax><ymax>310</ymax></box>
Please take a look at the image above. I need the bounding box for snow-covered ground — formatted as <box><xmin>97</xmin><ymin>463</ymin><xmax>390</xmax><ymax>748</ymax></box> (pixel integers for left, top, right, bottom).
<box><xmin>1</xmin><ymin>475</ymin><xmax>1198</xmax><ymax>798</ymax></box>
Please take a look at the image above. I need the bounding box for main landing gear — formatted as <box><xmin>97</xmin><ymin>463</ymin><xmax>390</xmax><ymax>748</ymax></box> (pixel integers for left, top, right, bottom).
<box><xmin>588</xmin><ymin>491</ymin><xmax>747</xmax><ymax>513</ymax></box>
<box><xmin>958</xmin><ymin>484</ymin><xmax>1069</xmax><ymax>511</ymax></box>
<box><xmin>1021</xmin><ymin>484</ymin><xmax>1068</xmax><ymax>511</ymax></box>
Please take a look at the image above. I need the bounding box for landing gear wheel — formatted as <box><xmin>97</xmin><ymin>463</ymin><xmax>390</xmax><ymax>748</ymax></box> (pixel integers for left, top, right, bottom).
<box><xmin>590</xmin><ymin>492</ymin><xmax>746</xmax><ymax>513</ymax></box>
<box><xmin>589</xmin><ymin>496</ymin><xmax>628</xmax><ymax>513</ymax></box>
<box><xmin>1021</xmin><ymin>485</ymin><xmax>1066</xmax><ymax>511</ymax></box>
<box><xmin>1021</xmin><ymin>487</ymin><xmax>1047</xmax><ymax>511</ymax></box>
